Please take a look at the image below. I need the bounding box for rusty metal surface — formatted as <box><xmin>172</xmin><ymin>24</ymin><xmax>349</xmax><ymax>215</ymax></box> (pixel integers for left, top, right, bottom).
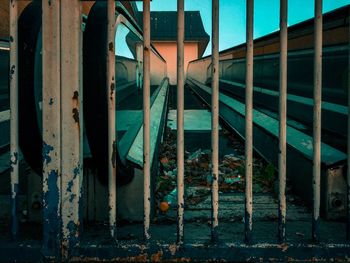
<box><xmin>2</xmin><ymin>1</ymin><xmax>349</xmax><ymax>262</ymax></box>
<box><xmin>245</xmin><ymin>0</ymin><xmax>254</xmax><ymax>244</ymax></box>
<box><xmin>278</xmin><ymin>0</ymin><xmax>288</xmax><ymax>243</ymax></box>
<box><xmin>107</xmin><ymin>0</ymin><xmax>117</xmax><ymax>240</ymax></box>
<box><xmin>0</xmin><ymin>237</ymin><xmax>350</xmax><ymax>262</ymax></box>
<box><xmin>210</xmin><ymin>0</ymin><xmax>219</xmax><ymax>243</ymax></box>
<box><xmin>9</xmin><ymin>0</ymin><xmax>19</xmax><ymax>241</ymax></box>
<box><xmin>60</xmin><ymin>0</ymin><xmax>83</xmax><ymax>260</ymax></box>
<box><xmin>312</xmin><ymin>0</ymin><xmax>323</xmax><ymax>242</ymax></box>
<box><xmin>347</xmin><ymin>6</ymin><xmax>350</xmax><ymax>241</ymax></box>
<box><xmin>143</xmin><ymin>0</ymin><xmax>151</xmax><ymax>241</ymax></box>
<box><xmin>42</xmin><ymin>0</ymin><xmax>61</xmax><ymax>258</ymax></box>
<box><xmin>176</xmin><ymin>0</ymin><xmax>185</xmax><ymax>244</ymax></box>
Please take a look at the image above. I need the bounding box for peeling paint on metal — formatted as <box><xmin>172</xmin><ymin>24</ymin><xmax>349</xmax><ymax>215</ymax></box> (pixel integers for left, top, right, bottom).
<box><xmin>9</xmin><ymin>65</ymin><xmax>15</xmax><ymax>80</ymax></box>
<box><xmin>43</xmin><ymin>142</ymin><xmax>54</xmax><ymax>164</ymax></box>
<box><xmin>111</xmin><ymin>141</ymin><xmax>116</xmax><ymax>168</ymax></box>
<box><xmin>110</xmin><ymin>83</ymin><xmax>115</xmax><ymax>100</ymax></box>
<box><xmin>109</xmin><ymin>42</ymin><xmax>114</xmax><ymax>52</ymax></box>
<box><xmin>11</xmin><ymin>182</ymin><xmax>18</xmax><ymax>238</ymax></box>
<box><xmin>72</xmin><ymin>90</ymin><xmax>79</xmax><ymax>101</ymax></box>
<box><xmin>43</xmin><ymin>169</ymin><xmax>60</xmax><ymax>252</ymax></box>
<box><xmin>72</xmin><ymin>108</ymin><xmax>80</xmax><ymax>124</ymax></box>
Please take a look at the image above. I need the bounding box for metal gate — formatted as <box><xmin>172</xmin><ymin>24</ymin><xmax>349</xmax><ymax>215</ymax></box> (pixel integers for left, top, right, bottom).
<box><xmin>3</xmin><ymin>0</ymin><xmax>350</xmax><ymax>261</ymax></box>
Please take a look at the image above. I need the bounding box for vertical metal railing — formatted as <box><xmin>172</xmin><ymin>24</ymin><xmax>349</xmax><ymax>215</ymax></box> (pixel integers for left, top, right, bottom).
<box><xmin>347</xmin><ymin>7</ymin><xmax>350</xmax><ymax>241</ymax></box>
<box><xmin>7</xmin><ymin>1</ymin><xmax>350</xmax><ymax>261</ymax></box>
<box><xmin>278</xmin><ymin>0</ymin><xmax>288</xmax><ymax>243</ymax></box>
<box><xmin>9</xmin><ymin>0</ymin><xmax>19</xmax><ymax>241</ymax></box>
<box><xmin>245</xmin><ymin>0</ymin><xmax>254</xmax><ymax>244</ymax></box>
<box><xmin>177</xmin><ymin>0</ymin><xmax>185</xmax><ymax>244</ymax></box>
<box><xmin>143</xmin><ymin>0</ymin><xmax>151</xmax><ymax>241</ymax></box>
<box><xmin>211</xmin><ymin>0</ymin><xmax>219</xmax><ymax>243</ymax></box>
<box><xmin>42</xmin><ymin>0</ymin><xmax>61</xmax><ymax>257</ymax></box>
<box><xmin>107</xmin><ymin>0</ymin><xmax>117</xmax><ymax>240</ymax></box>
<box><xmin>60</xmin><ymin>0</ymin><xmax>83</xmax><ymax>259</ymax></box>
<box><xmin>312</xmin><ymin>0</ymin><xmax>323</xmax><ymax>242</ymax></box>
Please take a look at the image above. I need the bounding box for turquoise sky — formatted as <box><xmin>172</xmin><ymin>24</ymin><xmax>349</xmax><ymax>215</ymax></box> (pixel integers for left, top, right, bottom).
<box><xmin>136</xmin><ymin>0</ymin><xmax>350</xmax><ymax>56</ymax></box>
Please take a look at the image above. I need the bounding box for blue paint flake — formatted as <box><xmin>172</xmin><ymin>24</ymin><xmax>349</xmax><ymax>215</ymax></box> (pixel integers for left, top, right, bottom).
<box><xmin>43</xmin><ymin>142</ymin><xmax>54</xmax><ymax>165</ymax></box>
<box><xmin>43</xmin><ymin>170</ymin><xmax>60</xmax><ymax>251</ymax></box>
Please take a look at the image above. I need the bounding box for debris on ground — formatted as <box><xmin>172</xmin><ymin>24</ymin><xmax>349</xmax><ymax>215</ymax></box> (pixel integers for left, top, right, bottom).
<box><xmin>156</xmin><ymin>126</ymin><xmax>278</xmax><ymax>214</ymax></box>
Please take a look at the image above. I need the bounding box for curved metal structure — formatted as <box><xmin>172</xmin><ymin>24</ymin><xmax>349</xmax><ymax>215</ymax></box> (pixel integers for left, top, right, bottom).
<box><xmin>11</xmin><ymin>2</ymin><xmax>168</xmax><ymax>187</ymax></box>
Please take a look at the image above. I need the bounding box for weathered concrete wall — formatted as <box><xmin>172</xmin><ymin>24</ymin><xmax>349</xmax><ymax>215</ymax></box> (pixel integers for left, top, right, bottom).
<box><xmin>186</xmin><ymin>56</ymin><xmax>211</xmax><ymax>84</ymax></box>
<box><xmin>150</xmin><ymin>51</ymin><xmax>167</xmax><ymax>86</ymax></box>
<box><xmin>152</xmin><ymin>42</ymin><xmax>198</xmax><ymax>85</ymax></box>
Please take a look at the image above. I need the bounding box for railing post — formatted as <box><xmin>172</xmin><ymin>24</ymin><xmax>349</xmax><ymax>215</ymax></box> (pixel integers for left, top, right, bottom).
<box><xmin>107</xmin><ymin>0</ymin><xmax>117</xmax><ymax>240</ymax></box>
<box><xmin>245</xmin><ymin>0</ymin><xmax>254</xmax><ymax>244</ymax></box>
<box><xmin>9</xmin><ymin>0</ymin><xmax>19</xmax><ymax>241</ymax></box>
<box><xmin>312</xmin><ymin>0</ymin><xmax>322</xmax><ymax>243</ymax></box>
<box><xmin>211</xmin><ymin>0</ymin><xmax>219</xmax><ymax>243</ymax></box>
<box><xmin>42</xmin><ymin>0</ymin><xmax>62</xmax><ymax>258</ymax></box>
<box><xmin>347</xmin><ymin>7</ymin><xmax>350</xmax><ymax>241</ymax></box>
<box><xmin>278</xmin><ymin>0</ymin><xmax>288</xmax><ymax>243</ymax></box>
<box><xmin>177</xmin><ymin>0</ymin><xmax>185</xmax><ymax>244</ymax></box>
<box><xmin>60</xmin><ymin>0</ymin><xmax>83</xmax><ymax>259</ymax></box>
<box><xmin>143</xmin><ymin>0</ymin><xmax>151</xmax><ymax>241</ymax></box>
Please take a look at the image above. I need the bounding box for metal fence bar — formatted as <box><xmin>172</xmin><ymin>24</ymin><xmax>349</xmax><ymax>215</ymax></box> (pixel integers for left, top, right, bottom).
<box><xmin>312</xmin><ymin>0</ymin><xmax>323</xmax><ymax>242</ymax></box>
<box><xmin>143</xmin><ymin>0</ymin><xmax>151</xmax><ymax>241</ymax></box>
<box><xmin>245</xmin><ymin>0</ymin><xmax>254</xmax><ymax>244</ymax></box>
<box><xmin>60</xmin><ymin>0</ymin><xmax>83</xmax><ymax>259</ymax></box>
<box><xmin>177</xmin><ymin>0</ymin><xmax>185</xmax><ymax>244</ymax></box>
<box><xmin>347</xmin><ymin>10</ymin><xmax>350</xmax><ymax>241</ymax></box>
<box><xmin>278</xmin><ymin>0</ymin><xmax>288</xmax><ymax>243</ymax></box>
<box><xmin>42</xmin><ymin>0</ymin><xmax>61</xmax><ymax>257</ymax></box>
<box><xmin>211</xmin><ymin>0</ymin><xmax>219</xmax><ymax>243</ymax></box>
<box><xmin>107</xmin><ymin>0</ymin><xmax>117</xmax><ymax>240</ymax></box>
<box><xmin>9</xmin><ymin>0</ymin><xmax>19</xmax><ymax>241</ymax></box>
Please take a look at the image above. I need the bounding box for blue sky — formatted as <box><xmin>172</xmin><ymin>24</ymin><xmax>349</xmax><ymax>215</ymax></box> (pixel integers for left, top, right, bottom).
<box><xmin>136</xmin><ymin>0</ymin><xmax>350</xmax><ymax>56</ymax></box>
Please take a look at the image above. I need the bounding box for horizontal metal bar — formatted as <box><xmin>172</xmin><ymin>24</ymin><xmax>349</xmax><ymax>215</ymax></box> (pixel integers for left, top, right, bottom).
<box><xmin>68</xmin><ymin>243</ymin><xmax>350</xmax><ymax>262</ymax></box>
<box><xmin>1</xmin><ymin>241</ymin><xmax>350</xmax><ymax>262</ymax></box>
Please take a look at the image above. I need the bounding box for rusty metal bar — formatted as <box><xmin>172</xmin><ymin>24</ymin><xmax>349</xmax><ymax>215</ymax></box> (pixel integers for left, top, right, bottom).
<box><xmin>312</xmin><ymin>0</ymin><xmax>322</xmax><ymax>242</ymax></box>
<box><xmin>245</xmin><ymin>0</ymin><xmax>254</xmax><ymax>244</ymax></box>
<box><xmin>60</xmin><ymin>0</ymin><xmax>83</xmax><ymax>259</ymax></box>
<box><xmin>42</xmin><ymin>0</ymin><xmax>61</xmax><ymax>256</ymax></box>
<box><xmin>211</xmin><ymin>0</ymin><xmax>219</xmax><ymax>243</ymax></box>
<box><xmin>177</xmin><ymin>0</ymin><xmax>185</xmax><ymax>244</ymax></box>
<box><xmin>107</xmin><ymin>0</ymin><xmax>117</xmax><ymax>240</ymax></box>
<box><xmin>143</xmin><ymin>0</ymin><xmax>151</xmax><ymax>241</ymax></box>
<box><xmin>347</xmin><ymin>9</ymin><xmax>350</xmax><ymax>241</ymax></box>
<box><xmin>278</xmin><ymin>0</ymin><xmax>287</xmax><ymax>243</ymax></box>
<box><xmin>9</xmin><ymin>0</ymin><xmax>19</xmax><ymax>240</ymax></box>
